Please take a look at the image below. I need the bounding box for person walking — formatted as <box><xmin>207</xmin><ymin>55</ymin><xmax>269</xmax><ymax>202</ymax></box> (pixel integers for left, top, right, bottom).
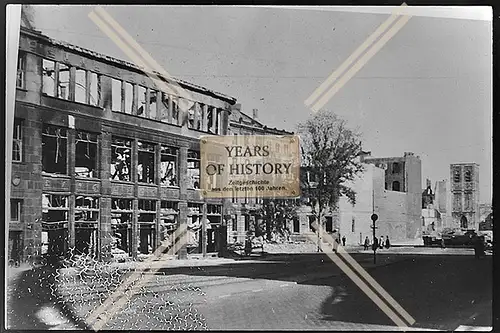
<box><xmin>385</xmin><ymin>235</ymin><xmax>391</xmax><ymax>249</ymax></box>
<box><xmin>379</xmin><ymin>236</ymin><xmax>385</xmax><ymax>250</ymax></box>
<box><xmin>364</xmin><ymin>236</ymin><xmax>370</xmax><ymax>250</ymax></box>
<box><xmin>474</xmin><ymin>235</ymin><xmax>485</xmax><ymax>259</ymax></box>
<box><xmin>342</xmin><ymin>235</ymin><xmax>346</xmax><ymax>247</ymax></box>
<box><xmin>372</xmin><ymin>236</ymin><xmax>379</xmax><ymax>251</ymax></box>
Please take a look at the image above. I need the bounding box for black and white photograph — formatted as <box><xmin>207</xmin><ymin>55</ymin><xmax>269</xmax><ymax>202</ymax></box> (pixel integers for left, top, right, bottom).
<box><xmin>4</xmin><ymin>4</ymin><xmax>493</xmax><ymax>331</ymax></box>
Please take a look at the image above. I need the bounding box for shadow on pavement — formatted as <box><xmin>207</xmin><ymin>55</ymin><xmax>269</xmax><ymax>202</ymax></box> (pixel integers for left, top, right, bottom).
<box><xmin>149</xmin><ymin>253</ymin><xmax>492</xmax><ymax>330</ymax></box>
<box><xmin>6</xmin><ymin>264</ymin><xmax>89</xmax><ymax>330</ymax></box>
<box><xmin>317</xmin><ymin>255</ymin><xmax>493</xmax><ymax>330</ymax></box>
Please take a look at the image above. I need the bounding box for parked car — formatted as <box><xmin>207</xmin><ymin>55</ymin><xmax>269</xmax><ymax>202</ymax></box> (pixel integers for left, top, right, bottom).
<box><xmin>442</xmin><ymin>229</ymin><xmax>477</xmax><ymax>246</ymax></box>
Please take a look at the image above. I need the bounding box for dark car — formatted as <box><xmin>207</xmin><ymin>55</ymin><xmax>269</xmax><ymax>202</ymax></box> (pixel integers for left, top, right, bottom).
<box><xmin>442</xmin><ymin>229</ymin><xmax>477</xmax><ymax>246</ymax></box>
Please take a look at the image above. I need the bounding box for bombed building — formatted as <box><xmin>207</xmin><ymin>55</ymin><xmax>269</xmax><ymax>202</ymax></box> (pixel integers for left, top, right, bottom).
<box><xmin>9</xmin><ymin>26</ymin><xmax>237</xmax><ymax>263</ymax></box>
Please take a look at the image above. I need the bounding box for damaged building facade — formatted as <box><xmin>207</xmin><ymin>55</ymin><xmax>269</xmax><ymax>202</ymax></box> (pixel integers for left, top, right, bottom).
<box><xmin>9</xmin><ymin>27</ymin><xmax>237</xmax><ymax>263</ymax></box>
<box><xmin>225</xmin><ymin>106</ymin><xmax>296</xmax><ymax>244</ymax></box>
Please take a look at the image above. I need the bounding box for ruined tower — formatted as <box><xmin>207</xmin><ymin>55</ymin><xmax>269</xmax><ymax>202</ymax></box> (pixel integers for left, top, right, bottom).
<box><xmin>450</xmin><ymin>163</ymin><xmax>480</xmax><ymax>230</ymax></box>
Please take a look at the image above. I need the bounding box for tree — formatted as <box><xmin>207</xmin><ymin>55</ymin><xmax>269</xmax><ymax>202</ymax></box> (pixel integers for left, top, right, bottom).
<box><xmin>260</xmin><ymin>199</ymin><xmax>298</xmax><ymax>241</ymax></box>
<box><xmin>297</xmin><ymin>110</ymin><xmax>364</xmax><ymax>250</ymax></box>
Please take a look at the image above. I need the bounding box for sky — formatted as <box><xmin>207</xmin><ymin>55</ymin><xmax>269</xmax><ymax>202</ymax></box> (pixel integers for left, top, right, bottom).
<box><xmin>26</xmin><ymin>5</ymin><xmax>492</xmax><ymax>203</ymax></box>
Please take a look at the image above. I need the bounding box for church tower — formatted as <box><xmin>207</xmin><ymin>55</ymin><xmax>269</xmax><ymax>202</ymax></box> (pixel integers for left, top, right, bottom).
<box><xmin>450</xmin><ymin>163</ymin><xmax>480</xmax><ymax>230</ymax></box>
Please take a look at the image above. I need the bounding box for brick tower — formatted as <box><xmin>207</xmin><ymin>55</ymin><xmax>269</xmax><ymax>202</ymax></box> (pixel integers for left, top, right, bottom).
<box><xmin>450</xmin><ymin>163</ymin><xmax>480</xmax><ymax>231</ymax></box>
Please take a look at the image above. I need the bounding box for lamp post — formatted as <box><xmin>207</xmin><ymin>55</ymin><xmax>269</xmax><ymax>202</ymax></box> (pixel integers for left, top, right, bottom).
<box><xmin>371</xmin><ymin>213</ymin><xmax>378</xmax><ymax>264</ymax></box>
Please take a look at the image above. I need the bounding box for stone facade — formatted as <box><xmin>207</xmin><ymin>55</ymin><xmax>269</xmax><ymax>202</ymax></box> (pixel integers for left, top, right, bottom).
<box><xmin>9</xmin><ymin>27</ymin><xmax>236</xmax><ymax>263</ymax></box>
<box><xmin>450</xmin><ymin>163</ymin><xmax>480</xmax><ymax>231</ymax></box>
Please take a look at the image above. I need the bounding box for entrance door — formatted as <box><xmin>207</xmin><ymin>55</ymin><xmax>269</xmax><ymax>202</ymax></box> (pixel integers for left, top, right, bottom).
<box><xmin>460</xmin><ymin>215</ymin><xmax>468</xmax><ymax>229</ymax></box>
<box><xmin>8</xmin><ymin>231</ymin><xmax>22</xmax><ymax>264</ymax></box>
<box><xmin>48</xmin><ymin>228</ymin><xmax>68</xmax><ymax>257</ymax></box>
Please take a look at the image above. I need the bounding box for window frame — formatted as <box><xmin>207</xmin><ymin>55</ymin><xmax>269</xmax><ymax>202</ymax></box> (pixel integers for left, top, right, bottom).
<box><xmin>137</xmin><ymin>141</ymin><xmax>156</xmax><ymax>184</ymax></box>
<box><xmin>110</xmin><ymin>136</ymin><xmax>132</xmax><ymax>182</ymax></box>
<box><xmin>75</xmin><ymin>130</ymin><xmax>99</xmax><ymax>178</ymax></box>
<box><xmin>10</xmin><ymin>199</ymin><xmax>22</xmax><ymax>222</ymax></box>
<box><xmin>17</xmin><ymin>51</ymin><xmax>26</xmax><ymax>89</ymax></box>
<box><xmin>187</xmin><ymin>150</ymin><xmax>200</xmax><ymax>189</ymax></box>
<box><xmin>12</xmin><ymin>118</ymin><xmax>23</xmax><ymax>162</ymax></box>
<box><xmin>160</xmin><ymin>145</ymin><xmax>179</xmax><ymax>187</ymax></box>
<box><xmin>42</xmin><ymin>124</ymin><xmax>68</xmax><ymax>175</ymax></box>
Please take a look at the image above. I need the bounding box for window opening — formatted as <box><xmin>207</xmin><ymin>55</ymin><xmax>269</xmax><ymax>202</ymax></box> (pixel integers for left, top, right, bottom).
<box><xmin>111</xmin><ymin>198</ymin><xmax>133</xmax><ymax>256</ymax></box>
<box><xmin>58</xmin><ymin>63</ymin><xmax>70</xmax><ymax>100</ymax></box>
<box><xmin>111</xmin><ymin>137</ymin><xmax>132</xmax><ymax>181</ymax></box>
<box><xmin>75</xmin><ymin>131</ymin><xmax>98</xmax><ymax>178</ymax></box>
<box><xmin>160</xmin><ymin>145</ymin><xmax>178</xmax><ymax>186</ymax></box>
<box><xmin>75</xmin><ymin>69</ymin><xmax>87</xmax><ymax>103</ymax></box>
<box><xmin>42</xmin><ymin>124</ymin><xmax>67</xmax><ymax>174</ymax></box>
<box><xmin>17</xmin><ymin>52</ymin><xmax>26</xmax><ymax>89</ymax></box>
<box><xmin>13</xmin><ymin>118</ymin><xmax>22</xmax><ymax>162</ymax></box>
<box><xmin>42</xmin><ymin>59</ymin><xmax>56</xmax><ymax>96</ymax></box>
<box><xmin>112</xmin><ymin>79</ymin><xmax>122</xmax><ymax>112</ymax></box>
<box><xmin>138</xmin><ymin>141</ymin><xmax>155</xmax><ymax>184</ymax></box>
<box><xmin>187</xmin><ymin>150</ymin><xmax>200</xmax><ymax>189</ymax></box>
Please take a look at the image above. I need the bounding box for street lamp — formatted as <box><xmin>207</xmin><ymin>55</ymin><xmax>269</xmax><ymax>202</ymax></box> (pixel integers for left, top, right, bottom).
<box><xmin>371</xmin><ymin>213</ymin><xmax>378</xmax><ymax>264</ymax></box>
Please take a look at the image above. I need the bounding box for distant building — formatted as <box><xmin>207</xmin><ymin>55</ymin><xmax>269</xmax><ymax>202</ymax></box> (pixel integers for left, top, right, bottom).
<box><xmin>297</xmin><ymin>151</ymin><xmax>423</xmax><ymax>244</ymax></box>
<box><xmin>361</xmin><ymin>152</ymin><xmax>423</xmax><ymax>240</ymax></box>
<box><xmin>226</xmin><ymin>106</ymin><xmax>294</xmax><ymax>244</ymax></box>
<box><xmin>450</xmin><ymin>163</ymin><xmax>480</xmax><ymax>230</ymax></box>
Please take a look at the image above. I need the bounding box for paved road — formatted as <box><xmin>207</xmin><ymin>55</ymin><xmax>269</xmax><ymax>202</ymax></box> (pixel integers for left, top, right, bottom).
<box><xmin>7</xmin><ymin>252</ymin><xmax>494</xmax><ymax>331</ymax></box>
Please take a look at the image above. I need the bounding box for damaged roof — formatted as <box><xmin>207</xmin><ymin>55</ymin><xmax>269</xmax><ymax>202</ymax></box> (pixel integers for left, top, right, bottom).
<box><xmin>20</xmin><ymin>26</ymin><xmax>237</xmax><ymax>104</ymax></box>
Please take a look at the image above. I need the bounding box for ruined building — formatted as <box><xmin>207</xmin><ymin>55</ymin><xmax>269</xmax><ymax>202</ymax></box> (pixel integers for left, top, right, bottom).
<box><xmin>9</xmin><ymin>27</ymin><xmax>237</xmax><ymax>263</ymax></box>
<box><xmin>450</xmin><ymin>163</ymin><xmax>480</xmax><ymax>230</ymax></box>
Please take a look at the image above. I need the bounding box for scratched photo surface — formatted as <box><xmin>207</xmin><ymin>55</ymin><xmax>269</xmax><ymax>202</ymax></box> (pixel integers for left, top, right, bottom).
<box><xmin>5</xmin><ymin>5</ymin><xmax>493</xmax><ymax>332</ymax></box>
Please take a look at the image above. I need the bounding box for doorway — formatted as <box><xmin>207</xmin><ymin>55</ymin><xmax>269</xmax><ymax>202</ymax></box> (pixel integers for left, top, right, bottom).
<box><xmin>460</xmin><ymin>215</ymin><xmax>468</xmax><ymax>229</ymax></box>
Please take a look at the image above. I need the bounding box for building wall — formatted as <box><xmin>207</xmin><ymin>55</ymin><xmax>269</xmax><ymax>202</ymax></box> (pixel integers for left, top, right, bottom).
<box><xmin>450</xmin><ymin>163</ymin><xmax>480</xmax><ymax>230</ymax></box>
<box><xmin>338</xmin><ymin>164</ymin><xmax>376</xmax><ymax>245</ymax></box>
<box><xmin>10</xmin><ymin>28</ymin><xmax>236</xmax><ymax>262</ymax></box>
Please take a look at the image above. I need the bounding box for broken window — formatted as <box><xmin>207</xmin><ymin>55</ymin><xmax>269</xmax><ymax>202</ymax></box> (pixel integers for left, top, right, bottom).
<box><xmin>138</xmin><ymin>199</ymin><xmax>156</xmax><ymax>254</ymax></box>
<box><xmin>207</xmin><ymin>108</ymin><xmax>215</xmax><ymax>133</ymax></box>
<box><xmin>112</xmin><ymin>78</ymin><xmax>122</xmax><ymax>112</ymax></box>
<box><xmin>188</xmin><ymin>103</ymin><xmax>195</xmax><ymax>129</ymax></box>
<box><xmin>42</xmin><ymin>193</ymin><xmax>69</xmax><ymax>256</ymax></box>
<box><xmin>172</xmin><ymin>97</ymin><xmax>179</xmax><ymax>125</ymax></box>
<box><xmin>159</xmin><ymin>93</ymin><xmax>169</xmax><ymax>122</ymax></box>
<box><xmin>454</xmin><ymin>169</ymin><xmax>461</xmax><ymax>183</ymax></box>
<box><xmin>75</xmin><ymin>196</ymin><xmax>99</xmax><ymax>256</ymax></box>
<box><xmin>137</xmin><ymin>86</ymin><xmax>146</xmax><ymax>117</ymax></box>
<box><xmin>111</xmin><ymin>198</ymin><xmax>133</xmax><ymax>255</ymax></box>
<box><xmin>124</xmin><ymin>82</ymin><xmax>133</xmax><ymax>114</ymax></box>
<box><xmin>17</xmin><ymin>51</ymin><xmax>26</xmax><ymax>89</ymax></box>
<box><xmin>149</xmin><ymin>90</ymin><xmax>157</xmax><ymax>120</ymax></box>
<box><xmin>160</xmin><ymin>145</ymin><xmax>178</xmax><ymax>187</ymax></box>
<box><xmin>58</xmin><ymin>63</ymin><xmax>70</xmax><ymax>100</ymax></box>
<box><xmin>75</xmin><ymin>69</ymin><xmax>87</xmax><ymax>104</ymax></box>
<box><xmin>42</xmin><ymin>59</ymin><xmax>56</xmax><ymax>96</ymax></box>
<box><xmin>138</xmin><ymin>141</ymin><xmax>155</xmax><ymax>184</ymax></box>
<box><xmin>392</xmin><ymin>162</ymin><xmax>401</xmax><ymax>174</ymax></box>
<box><xmin>187</xmin><ymin>150</ymin><xmax>200</xmax><ymax>189</ymax></box>
<box><xmin>42</xmin><ymin>124</ymin><xmax>67</xmax><ymax>174</ymax></box>
<box><xmin>13</xmin><ymin>118</ymin><xmax>22</xmax><ymax>162</ymax></box>
<box><xmin>160</xmin><ymin>201</ymin><xmax>178</xmax><ymax>238</ymax></box>
<box><xmin>111</xmin><ymin>137</ymin><xmax>131</xmax><ymax>181</ymax></box>
<box><xmin>42</xmin><ymin>193</ymin><xmax>69</xmax><ymax>222</ymax></box>
<box><xmin>392</xmin><ymin>181</ymin><xmax>401</xmax><ymax>192</ymax></box>
<box><xmin>89</xmin><ymin>72</ymin><xmax>99</xmax><ymax>107</ymax></box>
<box><xmin>75</xmin><ymin>131</ymin><xmax>98</xmax><ymax>178</ymax></box>
<box><xmin>11</xmin><ymin>199</ymin><xmax>22</xmax><ymax>221</ymax></box>
<box><xmin>465</xmin><ymin>169</ymin><xmax>472</xmax><ymax>182</ymax></box>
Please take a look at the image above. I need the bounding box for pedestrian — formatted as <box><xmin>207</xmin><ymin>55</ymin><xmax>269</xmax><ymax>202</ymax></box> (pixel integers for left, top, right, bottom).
<box><xmin>364</xmin><ymin>236</ymin><xmax>370</xmax><ymax>250</ymax></box>
<box><xmin>342</xmin><ymin>235</ymin><xmax>346</xmax><ymax>247</ymax></box>
<box><xmin>385</xmin><ymin>235</ymin><xmax>391</xmax><ymax>249</ymax></box>
<box><xmin>372</xmin><ymin>237</ymin><xmax>379</xmax><ymax>251</ymax></box>
<box><xmin>379</xmin><ymin>236</ymin><xmax>385</xmax><ymax>249</ymax></box>
<box><xmin>474</xmin><ymin>235</ymin><xmax>485</xmax><ymax>259</ymax></box>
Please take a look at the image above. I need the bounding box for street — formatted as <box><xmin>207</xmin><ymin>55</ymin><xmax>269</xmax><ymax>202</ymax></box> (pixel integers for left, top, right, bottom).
<box><xmin>7</xmin><ymin>250</ymin><xmax>492</xmax><ymax>331</ymax></box>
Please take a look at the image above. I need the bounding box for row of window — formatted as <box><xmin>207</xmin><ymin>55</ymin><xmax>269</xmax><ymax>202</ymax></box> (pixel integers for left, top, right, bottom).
<box><xmin>17</xmin><ymin>52</ymin><xmax>224</xmax><ymax>134</ymax></box>
<box><xmin>13</xmin><ymin>121</ymin><xmax>201</xmax><ymax>188</ymax></box>
<box><xmin>453</xmin><ymin>168</ymin><xmax>474</xmax><ymax>183</ymax></box>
